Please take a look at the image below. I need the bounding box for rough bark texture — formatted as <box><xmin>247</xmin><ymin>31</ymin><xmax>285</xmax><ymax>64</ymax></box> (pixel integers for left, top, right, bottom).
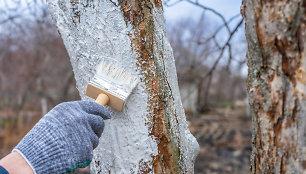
<box><xmin>242</xmin><ymin>0</ymin><xmax>306</xmax><ymax>173</ymax></box>
<box><xmin>46</xmin><ymin>0</ymin><xmax>199</xmax><ymax>173</ymax></box>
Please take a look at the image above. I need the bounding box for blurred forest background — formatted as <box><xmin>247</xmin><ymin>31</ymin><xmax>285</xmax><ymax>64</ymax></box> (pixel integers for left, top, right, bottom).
<box><xmin>0</xmin><ymin>0</ymin><xmax>250</xmax><ymax>173</ymax></box>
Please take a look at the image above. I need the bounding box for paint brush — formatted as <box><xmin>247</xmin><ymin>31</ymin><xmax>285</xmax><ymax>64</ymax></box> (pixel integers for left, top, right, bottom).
<box><xmin>85</xmin><ymin>62</ymin><xmax>138</xmax><ymax>111</ymax></box>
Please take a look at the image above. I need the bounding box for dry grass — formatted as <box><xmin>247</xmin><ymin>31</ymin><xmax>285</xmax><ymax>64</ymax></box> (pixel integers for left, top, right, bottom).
<box><xmin>0</xmin><ymin>109</ymin><xmax>41</xmax><ymax>158</ymax></box>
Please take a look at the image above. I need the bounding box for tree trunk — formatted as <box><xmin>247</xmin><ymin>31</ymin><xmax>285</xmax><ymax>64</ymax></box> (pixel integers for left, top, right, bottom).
<box><xmin>242</xmin><ymin>0</ymin><xmax>306</xmax><ymax>173</ymax></box>
<box><xmin>46</xmin><ymin>0</ymin><xmax>199</xmax><ymax>173</ymax></box>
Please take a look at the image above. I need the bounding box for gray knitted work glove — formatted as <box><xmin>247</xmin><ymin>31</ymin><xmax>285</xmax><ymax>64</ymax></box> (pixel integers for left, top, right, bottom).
<box><xmin>13</xmin><ymin>101</ymin><xmax>111</xmax><ymax>174</ymax></box>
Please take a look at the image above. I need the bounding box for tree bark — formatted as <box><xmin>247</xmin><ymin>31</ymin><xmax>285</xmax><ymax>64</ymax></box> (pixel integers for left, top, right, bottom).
<box><xmin>46</xmin><ymin>0</ymin><xmax>199</xmax><ymax>173</ymax></box>
<box><xmin>242</xmin><ymin>0</ymin><xmax>306</xmax><ymax>173</ymax></box>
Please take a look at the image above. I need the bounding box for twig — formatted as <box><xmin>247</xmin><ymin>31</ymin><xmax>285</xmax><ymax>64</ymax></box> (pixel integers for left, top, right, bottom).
<box><xmin>204</xmin><ymin>19</ymin><xmax>244</xmax><ymax>78</ymax></box>
<box><xmin>197</xmin><ymin>13</ymin><xmax>242</xmax><ymax>45</ymax></box>
<box><xmin>164</xmin><ymin>0</ymin><xmax>183</xmax><ymax>7</ymax></box>
<box><xmin>0</xmin><ymin>15</ymin><xmax>21</xmax><ymax>24</ymax></box>
<box><xmin>184</xmin><ymin>0</ymin><xmax>231</xmax><ymax>33</ymax></box>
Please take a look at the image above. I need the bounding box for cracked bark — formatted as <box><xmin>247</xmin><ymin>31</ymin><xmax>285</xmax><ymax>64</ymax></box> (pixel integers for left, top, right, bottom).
<box><xmin>242</xmin><ymin>0</ymin><xmax>306</xmax><ymax>173</ymax></box>
<box><xmin>46</xmin><ymin>0</ymin><xmax>199</xmax><ymax>173</ymax></box>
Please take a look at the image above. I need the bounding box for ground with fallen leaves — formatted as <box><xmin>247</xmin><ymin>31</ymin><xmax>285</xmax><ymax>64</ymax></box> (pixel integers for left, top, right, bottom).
<box><xmin>189</xmin><ymin>107</ymin><xmax>252</xmax><ymax>174</ymax></box>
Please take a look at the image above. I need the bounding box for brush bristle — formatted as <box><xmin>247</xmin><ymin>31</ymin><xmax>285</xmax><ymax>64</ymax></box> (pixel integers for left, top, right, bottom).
<box><xmin>90</xmin><ymin>61</ymin><xmax>138</xmax><ymax>101</ymax></box>
<box><xmin>96</xmin><ymin>61</ymin><xmax>138</xmax><ymax>88</ymax></box>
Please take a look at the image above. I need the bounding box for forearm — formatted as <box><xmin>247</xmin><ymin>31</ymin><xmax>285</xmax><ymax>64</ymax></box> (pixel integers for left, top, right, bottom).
<box><xmin>0</xmin><ymin>152</ymin><xmax>34</xmax><ymax>174</ymax></box>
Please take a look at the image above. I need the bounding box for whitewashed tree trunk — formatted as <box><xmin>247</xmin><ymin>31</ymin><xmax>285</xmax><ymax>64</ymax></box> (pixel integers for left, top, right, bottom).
<box><xmin>242</xmin><ymin>0</ymin><xmax>306</xmax><ymax>173</ymax></box>
<box><xmin>46</xmin><ymin>0</ymin><xmax>199</xmax><ymax>173</ymax></box>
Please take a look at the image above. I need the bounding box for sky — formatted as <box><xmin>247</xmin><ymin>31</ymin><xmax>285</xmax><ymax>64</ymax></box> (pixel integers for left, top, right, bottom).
<box><xmin>164</xmin><ymin>0</ymin><xmax>242</xmax><ymax>22</ymax></box>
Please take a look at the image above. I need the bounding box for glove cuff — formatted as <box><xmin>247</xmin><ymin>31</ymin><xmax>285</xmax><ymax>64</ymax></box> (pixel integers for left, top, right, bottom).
<box><xmin>13</xmin><ymin>123</ymin><xmax>67</xmax><ymax>173</ymax></box>
<box><xmin>12</xmin><ymin>149</ymin><xmax>37</xmax><ymax>174</ymax></box>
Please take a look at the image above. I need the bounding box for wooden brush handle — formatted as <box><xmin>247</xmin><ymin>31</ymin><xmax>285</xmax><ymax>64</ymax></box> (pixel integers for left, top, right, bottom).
<box><xmin>95</xmin><ymin>93</ymin><xmax>110</xmax><ymax>106</ymax></box>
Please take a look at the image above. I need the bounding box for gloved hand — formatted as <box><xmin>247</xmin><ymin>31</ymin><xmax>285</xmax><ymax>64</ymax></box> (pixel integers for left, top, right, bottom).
<box><xmin>13</xmin><ymin>101</ymin><xmax>111</xmax><ymax>174</ymax></box>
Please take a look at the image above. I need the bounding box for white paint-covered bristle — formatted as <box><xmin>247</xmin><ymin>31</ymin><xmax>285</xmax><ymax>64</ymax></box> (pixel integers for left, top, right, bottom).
<box><xmin>91</xmin><ymin>61</ymin><xmax>138</xmax><ymax>101</ymax></box>
<box><xmin>96</xmin><ymin>61</ymin><xmax>138</xmax><ymax>88</ymax></box>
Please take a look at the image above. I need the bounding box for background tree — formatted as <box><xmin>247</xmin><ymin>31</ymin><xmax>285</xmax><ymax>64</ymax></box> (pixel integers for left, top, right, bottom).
<box><xmin>242</xmin><ymin>0</ymin><xmax>306</xmax><ymax>173</ymax></box>
<box><xmin>0</xmin><ymin>0</ymin><xmax>79</xmax><ymax>156</ymax></box>
<box><xmin>167</xmin><ymin>17</ymin><xmax>246</xmax><ymax>115</ymax></box>
<box><xmin>165</xmin><ymin>0</ymin><xmax>246</xmax><ymax>112</ymax></box>
<box><xmin>1</xmin><ymin>0</ymin><xmax>252</xmax><ymax>173</ymax></box>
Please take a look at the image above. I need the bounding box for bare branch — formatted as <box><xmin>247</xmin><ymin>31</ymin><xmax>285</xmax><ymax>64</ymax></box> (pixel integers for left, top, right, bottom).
<box><xmin>164</xmin><ymin>0</ymin><xmax>183</xmax><ymax>7</ymax></box>
<box><xmin>184</xmin><ymin>0</ymin><xmax>231</xmax><ymax>33</ymax></box>
<box><xmin>197</xmin><ymin>13</ymin><xmax>242</xmax><ymax>45</ymax></box>
<box><xmin>226</xmin><ymin>43</ymin><xmax>233</xmax><ymax>71</ymax></box>
<box><xmin>3</xmin><ymin>0</ymin><xmax>22</xmax><ymax>11</ymax></box>
<box><xmin>204</xmin><ymin>18</ymin><xmax>244</xmax><ymax>78</ymax></box>
<box><xmin>0</xmin><ymin>15</ymin><xmax>21</xmax><ymax>24</ymax></box>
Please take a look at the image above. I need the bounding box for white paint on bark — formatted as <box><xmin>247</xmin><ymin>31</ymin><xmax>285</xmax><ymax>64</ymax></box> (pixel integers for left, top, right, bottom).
<box><xmin>46</xmin><ymin>0</ymin><xmax>199</xmax><ymax>173</ymax></box>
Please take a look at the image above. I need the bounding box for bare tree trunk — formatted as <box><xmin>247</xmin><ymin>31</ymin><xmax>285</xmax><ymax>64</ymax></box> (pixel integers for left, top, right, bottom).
<box><xmin>46</xmin><ymin>0</ymin><xmax>199</xmax><ymax>173</ymax></box>
<box><xmin>242</xmin><ymin>0</ymin><xmax>306</xmax><ymax>173</ymax></box>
